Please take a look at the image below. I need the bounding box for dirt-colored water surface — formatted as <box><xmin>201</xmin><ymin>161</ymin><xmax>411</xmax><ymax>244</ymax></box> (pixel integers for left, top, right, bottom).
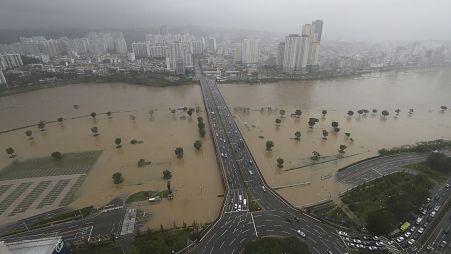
<box><xmin>0</xmin><ymin>83</ymin><xmax>223</xmax><ymax>229</ymax></box>
<box><xmin>219</xmin><ymin>67</ymin><xmax>451</xmax><ymax>207</ymax></box>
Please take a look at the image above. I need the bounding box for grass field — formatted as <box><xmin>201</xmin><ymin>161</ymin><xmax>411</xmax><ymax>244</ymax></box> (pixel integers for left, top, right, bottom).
<box><xmin>405</xmin><ymin>162</ymin><xmax>450</xmax><ymax>183</ymax></box>
<box><xmin>342</xmin><ymin>172</ymin><xmax>432</xmax><ymax>234</ymax></box>
<box><xmin>125</xmin><ymin>190</ymin><xmax>169</xmax><ymax>204</ymax></box>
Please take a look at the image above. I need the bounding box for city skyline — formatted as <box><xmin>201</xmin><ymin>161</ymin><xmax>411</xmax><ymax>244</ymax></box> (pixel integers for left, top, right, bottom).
<box><xmin>1</xmin><ymin>0</ymin><xmax>451</xmax><ymax>41</ymax></box>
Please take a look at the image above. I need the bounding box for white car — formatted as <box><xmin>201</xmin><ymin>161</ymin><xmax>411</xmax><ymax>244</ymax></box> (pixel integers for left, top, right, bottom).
<box><xmin>396</xmin><ymin>236</ymin><xmax>405</xmax><ymax>243</ymax></box>
<box><xmin>408</xmin><ymin>239</ymin><xmax>415</xmax><ymax>245</ymax></box>
<box><xmin>410</xmin><ymin>226</ymin><xmax>416</xmax><ymax>232</ymax></box>
<box><xmin>297</xmin><ymin>230</ymin><xmax>306</xmax><ymax>238</ymax></box>
<box><xmin>249</xmin><ymin>170</ymin><xmax>253</xmax><ymax>175</ymax></box>
<box><xmin>404</xmin><ymin>231</ymin><xmax>411</xmax><ymax>238</ymax></box>
<box><xmin>418</xmin><ymin>227</ymin><xmax>424</xmax><ymax>234</ymax></box>
<box><xmin>434</xmin><ymin>206</ymin><xmax>440</xmax><ymax>212</ymax></box>
<box><xmin>431</xmin><ymin>211</ymin><xmax>436</xmax><ymax>217</ymax></box>
<box><xmin>338</xmin><ymin>231</ymin><xmax>349</xmax><ymax>236</ymax></box>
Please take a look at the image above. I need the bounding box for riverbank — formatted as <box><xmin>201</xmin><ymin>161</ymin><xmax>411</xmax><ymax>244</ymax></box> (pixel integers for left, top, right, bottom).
<box><xmin>0</xmin><ymin>72</ymin><xmax>194</xmax><ymax>98</ymax></box>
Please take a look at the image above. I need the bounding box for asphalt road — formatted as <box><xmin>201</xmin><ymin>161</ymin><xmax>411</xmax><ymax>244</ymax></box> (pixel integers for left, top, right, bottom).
<box><xmin>189</xmin><ymin>71</ymin><xmax>346</xmax><ymax>253</ymax></box>
<box><xmin>336</xmin><ymin>153</ymin><xmax>428</xmax><ymax>186</ymax></box>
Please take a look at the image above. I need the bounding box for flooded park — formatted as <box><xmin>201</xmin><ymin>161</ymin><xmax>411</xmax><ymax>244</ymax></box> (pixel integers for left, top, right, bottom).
<box><xmin>0</xmin><ymin>67</ymin><xmax>450</xmax><ymax>229</ymax></box>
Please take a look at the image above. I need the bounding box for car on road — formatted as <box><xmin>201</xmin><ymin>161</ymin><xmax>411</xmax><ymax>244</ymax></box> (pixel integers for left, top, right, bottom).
<box><xmin>430</xmin><ymin>211</ymin><xmax>436</xmax><ymax>217</ymax></box>
<box><xmin>416</xmin><ymin>217</ymin><xmax>423</xmax><ymax>224</ymax></box>
<box><xmin>404</xmin><ymin>231</ymin><xmax>411</xmax><ymax>238</ymax></box>
<box><xmin>434</xmin><ymin>205</ymin><xmax>440</xmax><ymax>212</ymax></box>
<box><xmin>262</xmin><ymin>186</ymin><xmax>266</xmax><ymax>192</ymax></box>
<box><xmin>326</xmin><ymin>251</ymin><xmax>332</xmax><ymax>254</ymax></box>
<box><xmin>368</xmin><ymin>246</ymin><xmax>378</xmax><ymax>250</ymax></box>
<box><xmin>297</xmin><ymin>230</ymin><xmax>306</xmax><ymax>238</ymax></box>
<box><xmin>446</xmin><ymin>183</ymin><xmax>450</xmax><ymax>189</ymax></box>
<box><xmin>439</xmin><ymin>241</ymin><xmax>447</xmax><ymax>248</ymax></box>
<box><xmin>418</xmin><ymin>227</ymin><xmax>424</xmax><ymax>234</ymax></box>
<box><xmin>410</xmin><ymin>226</ymin><xmax>416</xmax><ymax>232</ymax></box>
<box><xmin>408</xmin><ymin>239</ymin><xmax>415</xmax><ymax>245</ymax></box>
<box><xmin>338</xmin><ymin>231</ymin><xmax>349</xmax><ymax>237</ymax></box>
<box><xmin>424</xmin><ymin>222</ymin><xmax>429</xmax><ymax>227</ymax></box>
<box><xmin>396</xmin><ymin>236</ymin><xmax>405</xmax><ymax>243</ymax></box>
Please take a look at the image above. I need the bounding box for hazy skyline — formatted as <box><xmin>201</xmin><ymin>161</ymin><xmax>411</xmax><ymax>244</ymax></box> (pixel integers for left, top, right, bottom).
<box><xmin>1</xmin><ymin>0</ymin><xmax>450</xmax><ymax>41</ymax></box>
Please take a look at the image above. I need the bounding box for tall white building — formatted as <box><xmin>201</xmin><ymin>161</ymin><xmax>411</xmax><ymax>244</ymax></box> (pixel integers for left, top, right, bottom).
<box><xmin>131</xmin><ymin>42</ymin><xmax>149</xmax><ymax>57</ymax></box>
<box><xmin>241</xmin><ymin>38</ymin><xmax>259</xmax><ymax>64</ymax></box>
<box><xmin>307</xmin><ymin>20</ymin><xmax>323</xmax><ymax>66</ymax></box>
<box><xmin>166</xmin><ymin>42</ymin><xmax>192</xmax><ymax>74</ymax></box>
<box><xmin>148</xmin><ymin>43</ymin><xmax>167</xmax><ymax>58</ymax></box>
<box><xmin>0</xmin><ymin>54</ymin><xmax>23</xmax><ymax>70</ymax></box>
<box><xmin>205</xmin><ymin>37</ymin><xmax>216</xmax><ymax>52</ymax></box>
<box><xmin>282</xmin><ymin>35</ymin><xmax>300</xmax><ymax>73</ymax></box>
<box><xmin>0</xmin><ymin>70</ymin><xmax>7</xmax><ymax>88</ymax></box>
<box><xmin>114</xmin><ymin>38</ymin><xmax>128</xmax><ymax>54</ymax></box>
<box><xmin>191</xmin><ymin>41</ymin><xmax>204</xmax><ymax>55</ymax></box>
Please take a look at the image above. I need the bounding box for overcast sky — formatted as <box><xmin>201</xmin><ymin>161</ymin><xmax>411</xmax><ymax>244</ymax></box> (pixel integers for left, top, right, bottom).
<box><xmin>1</xmin><ymin>0</ymin><xmax>450</xmax><ymax>41</ymax></box>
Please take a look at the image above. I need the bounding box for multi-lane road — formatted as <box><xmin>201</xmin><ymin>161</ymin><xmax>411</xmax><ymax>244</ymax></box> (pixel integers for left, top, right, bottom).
<box><xmin>190</xmin><ymin>72</ymin><xmax>347</xmax><ymax>253</ymax></box>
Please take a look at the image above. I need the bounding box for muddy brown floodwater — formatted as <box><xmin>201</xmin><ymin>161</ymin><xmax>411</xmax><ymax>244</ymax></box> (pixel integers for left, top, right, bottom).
<box><xmin>0</xmin><ymin>67</ymin><xmax>450</xmax><ymax>229</ymax></box>
<box><xmin>0</xmin><ymin>83</ymin><xmax>223</xmax><ymax>229</ymax></box>
<box><xmin>219</xmin><ymin>67</ymin><xmax>451</xmax><ymax>207</ymax></box>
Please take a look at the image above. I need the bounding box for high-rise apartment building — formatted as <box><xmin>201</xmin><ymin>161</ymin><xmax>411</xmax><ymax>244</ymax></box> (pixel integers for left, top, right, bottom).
<box><xmin>0</xmin><ymin>70</ymin><xmax>7</xmax><ymax>88</ymax></box>
<box><xmin>191</xmin><ymin>41</ymin><xmax>204</xmax><ymax>55</ymax></box>
<box><xmin>148</xmin><ymin>43</ymin><xmax>167</xmax><ymax>58</ymax></box>
<box><xmin>0</xmin><ymin>54</ymin><xmax>23</xmax><ymax>70</ymax></box>
<box><xmin>131</xmin><ymin>42</ymin><xmax>149</xmax><ymax>57</ymax></box>
<box><xmin>307</xmin><ymin>20</ymin><xmax>323</xmax><ymax>66</ymax></box>
<box><xmin>205</xmin><ymin>37</ymin><xmax>216</xmax><ymax>52</ymax></box>
<box><xmin>277</xmin><ymin>42</ymin><xmax>285</xmax><ymax>69</ymax></box>
<box><xmin>241</xmin><ymin>38</ymin><xmax>259</xmax><ymax>64</ymax></box>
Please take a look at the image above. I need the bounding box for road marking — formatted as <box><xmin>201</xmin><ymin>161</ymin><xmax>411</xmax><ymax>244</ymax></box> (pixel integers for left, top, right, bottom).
<box><xmin>87</xmin><ymin>225</ymin><xmax>93</xmax><ymax>242</ymax></box>
<box><xmin>250</xmin><ymin>212</ymin><xmax>258</xmax><ymax>237</ymax></box>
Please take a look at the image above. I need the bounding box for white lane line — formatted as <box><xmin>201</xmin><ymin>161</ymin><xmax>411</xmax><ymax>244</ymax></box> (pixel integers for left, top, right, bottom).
<box><xmin>250</xmin><ymin>212</ymin><xmax>258</xmax><ymax>237</ymax></box>
<box><xmin>87</xmin><ymin>225</ymin><xmax>93</xmax><ymax>242</ymax></box>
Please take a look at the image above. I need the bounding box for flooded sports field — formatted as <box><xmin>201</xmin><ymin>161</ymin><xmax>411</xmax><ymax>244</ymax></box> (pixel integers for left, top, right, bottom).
<box><xmin>0</xmin><ymin>83</ymin><xmax>223</xmax><ymax>229</ymax></box>
<box><xmin>219</xmin><ymin>67</ymin><xmax>451</xmax><ymax>206</ymax></box>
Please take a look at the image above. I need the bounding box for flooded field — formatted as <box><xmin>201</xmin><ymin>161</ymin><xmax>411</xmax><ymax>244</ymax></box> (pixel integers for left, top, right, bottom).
<box><xmin>0</xmin><ymin>83</ymin><xmax>223</xmax><ymax>229</ymax></box>
<box><xmin>219</xmin><ymin>67</ymin><xmax>451</xmax><ymax>206</ymax></box>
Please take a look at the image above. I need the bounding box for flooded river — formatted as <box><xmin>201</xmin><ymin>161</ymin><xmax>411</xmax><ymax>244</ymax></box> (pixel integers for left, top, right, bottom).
<box><xmin>219</xmin><ymin>67</ymin><xmax>451</xmax><ymax>206</ymax></box>
<box><xmin>0</xmin><ymin>67</ymin><xmax>450</xmax><ymax>228</ymax></box>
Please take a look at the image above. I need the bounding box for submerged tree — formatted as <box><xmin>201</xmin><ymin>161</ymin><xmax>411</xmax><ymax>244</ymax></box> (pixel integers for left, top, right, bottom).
<box><xmin>294</xmin><ymin>131</ymin><xmax>301</xmax><ymax>141</ymax></box>
<box><xmin>199</xmin><ymin>128</ymin><xmax>206</xmax><ymax>138</ymax></box>
<box><xmin>347</xmin><ymin>110</ymin><xmax>354</xmax><ymax>117</ymax></box>
<box><xmin>322</xmin><ymin>130</ymin><xmax>329</xmax><ymax>140</ymax></box>
<box><xmin>331</xmin><ymin>121</ymin><xmax>340</xmax><ymax>132</ymax></box>
<box><xmin>345</xmin><ymin>132</ymin><xmax>351</xmax><ymax>139</ymax></box>
<box><xmin>279</xmin><ymin>109</ymin><xmax>286</xmax><ymax>117</ymax></box>
<box><xmin>5</xmin><ymin>147</ymin><xmax>16</xmax><ymax>158</ymax></box>
<box><xmin>295</xmin><ymin>109</ymin><xmax>302</xmax><ymax>117</ymax></box>
<box><xmin>311</xmin><ymin>151</ymin><xmax>321</xmax><ymax>161</ymax></box>
<box><xmin>90</xmin><ymin>112</ymin><xmax>97</xmax><ymax>119</ymax></box>
<box><xmin>440</xmin><ymin>105</ymin><xmax>448</xmax><ymax>112</ymax></box>
<box><xmin>129</xmin><ymin>114</ymin><xmax>136</xmax><ymax>122</ymax></box>
<box><xmin>322</xmin><ymin>110</ymin><xmax>327</xmax><ymax>117</ymax></box>
<box><xmin>163</xmin><ymin>169</ymin><xmax>172</xmax><ymax>179</ymax></box>
<box><xmin>114</xmin><ymin>137</ymin><xmax>122</xmax><ymax>148</ymax></box>
<box><xmin>194</xmin><ymin>140</ymin><xmax>202</xmax><ymax>150</ymax></box>
<box><xmin>276</xmin><ymin>158</ymin><xmax>284</xmax><ymax>168</ymax></box>
<box><xmin>38</xmin><ymin>120</ymin><xmax>46</xmax><ymax>131</ymax></box>
<box><xmin>372</xmin><ymin>109</ymin><xmax>378</xmax><ymax>115</ymax></box>
<box><xmin>381</xmin><ymin>110</ymin><xmax>389</xmax><ymax>118</ymax></box>
<box><xmin>394</xmin><ymin>109</ymin><xmax>401</xmax><ymax>115</ymax></box>
<box><xmin>308</xmin><ymin>118</ymin><xmax>319</xmax><ymax>128</ymax></box>
<box><xmin>266</xmin><ymin>140</ymin><xmax>274</xmax><ymax>151</ymax></box>
<box><xmin>106</xmin><ymin>111</ymin><xmax>113</xmax><ymax>119</ymax></box>
<box><xmin>275</xmin><ymin>118</ymin><xmax>282</xmax><ymax>126</ymax></box>
<box><xmin>112</xmin><ymin>172</ymin><xmax>124</xmax><ymax>184</ymax></box>
<box><xmin>90</xmin><ymin>126</ymin><xmax>99</xmax><ymax>136</ymax></box>
<box><xmin>57</xmin><ymin>117</ymin><xmax>64</xmax><ymax>124</ymax></box>
<box><xmin>187</xmin><ymin>108</ymin><xmax>194</xmax><ymax>118</ymax></box>
<box><xmin>51</xmin><ymin>151</ymin><xmax>63</xmax><ymax>160</ymax></box>
<box><xmin>339</xmin><ymin>144</ymin><xmax>347</xmax><ymax>154</ymax></box>
<box><xmin>175</xmin><ymin>147</ymin><xmax>184</xmax><ymax>159</ymax></box>
<box><xmin>25</xmin><ymin>130</ymin><xmax>33</xmax><ymax>140</ymax></box>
